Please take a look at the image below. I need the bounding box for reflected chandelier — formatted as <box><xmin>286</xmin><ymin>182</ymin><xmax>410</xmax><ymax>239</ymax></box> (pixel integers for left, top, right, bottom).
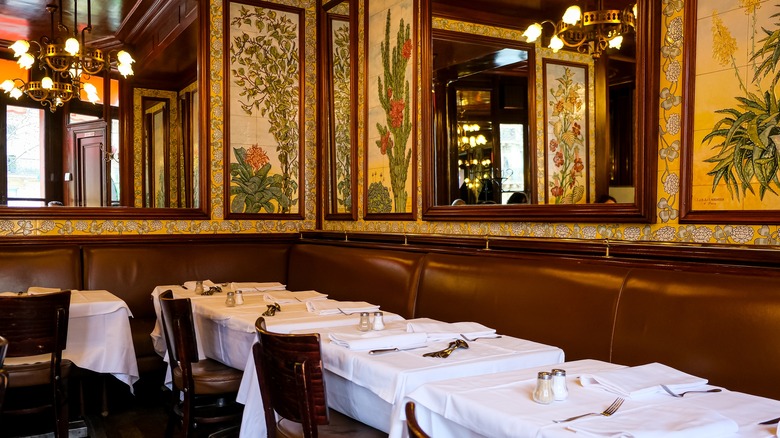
<box><xmin>1</xmin><ymin>0</ymin><xmax>135</xmax><ymax>112</ymax></box>
<box><xmin>522</xmin><ymin>1</ymin><xmax>636</xmax><ymax>59</ymax></box>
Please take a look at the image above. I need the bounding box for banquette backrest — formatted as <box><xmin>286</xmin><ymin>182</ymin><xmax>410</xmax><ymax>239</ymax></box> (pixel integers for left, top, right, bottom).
<box><xmin>82</xmin><ymin>242</ymin><xmax>291</xmax><ymax>373</ymax></box>
<box><xmin>413</xmin><ymin>252</ymin><xmax>630</xmax><ymax>362</ymax></box>
<box><xmin>0</xmin><ymin>245</ymin><xmax>81</xmax><ymax>293</ymax></box>
<box><xmin>286</xmin><ymin>243</ymin><xmax>424</xmax><ymax>318</ymax></box>
<box><xmin>612</xmin><ymin>267</ymin><xmax>780</xmax><ymax>400</ymax></box>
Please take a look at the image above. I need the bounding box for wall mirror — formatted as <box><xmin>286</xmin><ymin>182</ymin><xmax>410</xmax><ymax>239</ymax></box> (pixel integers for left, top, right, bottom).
<box><xmin>0</xmin><ymin>0</ymin><xmax>207</xmax><ymax>218</ymax></box>
<box><xmin>320</xmin><ymin>0</ymin><xmax>357</xmax><ymax>220</ymax></box>
<box><xmin>422</xmin><ymin>0</ymin><xmax>659</xmax><ymax>222</ymax></box>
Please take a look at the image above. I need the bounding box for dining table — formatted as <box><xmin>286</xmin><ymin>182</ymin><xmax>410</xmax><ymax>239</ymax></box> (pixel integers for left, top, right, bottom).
<box><xmin>3</xmin><ymin>289</ymin><xmax>139</xmax><ymax>390</ymax></box>
<box><xmin>398</xmin><ymin>358</ymin><xmax>780</xmax><ymax>437</ymax></box>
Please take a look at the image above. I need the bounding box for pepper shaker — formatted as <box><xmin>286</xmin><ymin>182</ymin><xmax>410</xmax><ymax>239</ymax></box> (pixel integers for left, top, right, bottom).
<box><xmin>533</xmin><ymin>371</ymin><xmax>554</xmax><ymax>404</ymax></box>
<box><xmin>194</xmin><ymin>280</ymin><xmax>204</xmax><ymax>295</ymax></box>
<box><xmin>225</xmin><ymin>291</ymin><xmax>236</xmax><ymax>307</ymax></box>
<box><xmin>551</xmin><ymin>368</ymin><xmax>568</xmax><ymax>401</ymax></box>
<box><xmin>372</xmin><ymin>311</ymin><xmax>385</xmax><ymax>330</ymax></box>
<box><xmin>358</xmin><ymin>312</ymin><xmax>371</xmax><ymax>331</ymax></box>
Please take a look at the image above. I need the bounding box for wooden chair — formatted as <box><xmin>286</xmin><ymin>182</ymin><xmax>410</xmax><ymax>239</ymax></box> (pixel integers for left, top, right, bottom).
<box><xmin>0</xmin><ymin>336</ymin><xmax>8</xmax><ymax>412</ymax></box>
<box><xmin>158</xmin><ymin>290</ymin><xmax>244</xmax><ymax>437</ymax></box>
<box><xmin>252</xmin><ymin>317</ymin><xmax>385</xmax><ymax>438</ymax></box>
<box><xmin>405</xmin><ymin>401</ymin><xmax>432</xmax><ymax>438</ymax></box>
<box><xmin>0</xmin><ymin>290</ymin><xmax>72</xmax><ymax>438</ymax></box>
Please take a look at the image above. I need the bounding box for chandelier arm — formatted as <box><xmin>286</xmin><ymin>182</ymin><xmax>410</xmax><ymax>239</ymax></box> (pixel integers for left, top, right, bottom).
<box><xmin>56</xmin><ymin>0</ymin><xmax>68</xmax><ymax>34</ymax></box>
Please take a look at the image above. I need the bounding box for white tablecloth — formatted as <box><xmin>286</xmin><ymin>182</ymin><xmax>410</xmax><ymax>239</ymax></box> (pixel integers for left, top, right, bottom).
<box><xmin>5</xmin><ymin>290</ymin><xmax>139</xmax><ymax>390</ymax></box>
<box><xmin>402</xmin><ymin>359</ymin><xmax>780</xmax><ymax>437</ymax></box>
<box><xmin>237</xmin><ymin>319</ymin><xmax>564</xmax><ymax>437</ymax></box>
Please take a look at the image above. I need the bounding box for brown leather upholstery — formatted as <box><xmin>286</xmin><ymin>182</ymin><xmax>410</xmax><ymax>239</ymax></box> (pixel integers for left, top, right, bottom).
<box><xmin>415</xmin><ymin>253</ymin><xmax>629</xmax><ymax>361</ymax></box>
<box><xmin>0</xmin><ymin>291</ymin><xmax>72</xmax><ymax>438</ymax></box>
<box><xmin>83</xmin><ymin>242</ymin><xmax>290</xmax><ymax>375</ymax></box>
<box><xmin>0</xmin><ymin>246</ymin><xmax>81</xmax><ymax>292</ymax></box>
<box><xmin>405</xmin><ymin>402</ymin><xmax>431</xmax><ymax>438</ymax></box>
<box><xmin>612</xmin><ymin>268</ymin><xmax>780</xmax><ymax>399</ymax></box>
<box><xmin>287</xmin><ymin>244</ymin><xmax>424</xmax><ymax>318</ymax></box>
<box><xmin>253</xmin><ymin>317</ymin><xmax>385</xmax><ymax>438</ymax></box>
<box><xmin>158</xmin><ymin>290</ymin><xmax>243</xmax><ymax>437</ymax></box>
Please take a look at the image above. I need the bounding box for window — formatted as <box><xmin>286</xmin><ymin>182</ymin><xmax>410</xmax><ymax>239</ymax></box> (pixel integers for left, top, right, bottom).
<box><xmin>5</xmin><ymin>105</ymin><xmax>45</xmax><ymax>206</ymax></box>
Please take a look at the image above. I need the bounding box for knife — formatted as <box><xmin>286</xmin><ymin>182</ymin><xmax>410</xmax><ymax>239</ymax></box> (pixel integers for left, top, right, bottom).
<box><xmin>759</xmin><ymin>416</ymin><xmax>780</xmax><ymax>425</ymax></box>
<box><xmin>368</xmin><ymin>345</ymin><xmax>426</xmax><ymax>355</ymax></box>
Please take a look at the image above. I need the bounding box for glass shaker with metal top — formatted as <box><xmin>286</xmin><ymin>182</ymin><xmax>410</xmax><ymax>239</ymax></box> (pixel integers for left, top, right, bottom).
<box><xmin>533</xmin><ymin>371</ymin><xmax>554</xmax><ymax>404</ymax></box>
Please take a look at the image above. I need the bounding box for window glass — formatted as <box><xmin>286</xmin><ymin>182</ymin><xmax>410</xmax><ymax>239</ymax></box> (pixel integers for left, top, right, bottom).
<box><xmin>6</xmin><ymin>105</ymin><xmax>45</xmax><ymax>206</ymax></box>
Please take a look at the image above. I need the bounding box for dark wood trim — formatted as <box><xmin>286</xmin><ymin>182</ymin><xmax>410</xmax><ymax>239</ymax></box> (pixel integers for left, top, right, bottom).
<box><xmin>0</xmin><ymin>232</ymin><xmax>300</xmax><ymax>246</ymax></box>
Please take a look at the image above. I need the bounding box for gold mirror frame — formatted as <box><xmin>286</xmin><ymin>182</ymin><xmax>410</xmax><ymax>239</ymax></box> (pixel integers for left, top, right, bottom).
<box><xmin>0</xmin><ymin>0</ymin><xmax>210</xmax><ymax>219</ymax></box>
<box><xmin>421</xmin><ymin>0</ymin><xmax>659</xmax><ymax>222</ymax></box>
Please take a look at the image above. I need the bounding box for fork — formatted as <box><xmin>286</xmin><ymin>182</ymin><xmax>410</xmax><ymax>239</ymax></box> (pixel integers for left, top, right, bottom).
<box><xmin>460</xmin><ymin>333</ymin><xmax>503</xmax><ymax>341</ymax></box>
<box><xmin>553</xmin><ymin>397</ymin><xmax>624</xmax><ymax>423</ymax></box>
<box><xmin>660</xmin><ymin>384</ymin><xmax>722</xmax><ymax>398</ymax></box>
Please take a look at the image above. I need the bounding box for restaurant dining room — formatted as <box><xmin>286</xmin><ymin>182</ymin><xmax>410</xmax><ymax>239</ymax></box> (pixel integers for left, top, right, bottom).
<box><xmin>1</xmin><ymin>0</ymin><xmax>780</xmax><ymax>437</ymax></box>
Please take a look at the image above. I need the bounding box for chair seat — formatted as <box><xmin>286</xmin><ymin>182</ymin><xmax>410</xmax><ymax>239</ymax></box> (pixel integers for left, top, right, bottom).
<box><xmin>5</xmin><ymin>359</ymin><xmax>72</xmax><ymax>387</ymax></box>
<box><xmin>172</xmin><ymin>358</ymin><xmax>243</xmax><ymax>395</ymax></box>
<box><xmin>276</xmin><ymin>409</ymin><xmax>386</xmax><ymax>438</ymax></box>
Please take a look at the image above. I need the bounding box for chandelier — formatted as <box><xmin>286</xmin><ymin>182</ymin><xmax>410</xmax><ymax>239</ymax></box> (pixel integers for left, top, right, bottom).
<box><xmin>522</xmin><ymin>1</ymin><xmax>636</xmax><ymax>59</ymax></box>
<box><xmin>1</xmin><ymin>0</ymin><xmax>135</xmax><ymax>112</ymax></box>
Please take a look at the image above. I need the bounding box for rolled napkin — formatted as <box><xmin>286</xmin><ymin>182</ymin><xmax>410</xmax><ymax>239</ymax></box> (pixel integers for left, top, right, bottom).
<box><xmin>406</xmin><ymin>317</ymin><xmax>496</xmax><ymax>342</ymax></box>
<box><xmin>230</xmin><ymin>282</ymin><xmax>286</xmax><ymax>292</ymax></box>
<box><xmin>264</xmin><ymin>290</ymin><xmax>328</xmax><ymax>304</ymax></box>
<box><xmin>567</xmin><ymin>404</ymin><xmax>738</xmax><ymax>438</ymax></box>
<box><xmin>579</xmin><ymin>362</ymin><xmax>708</xmax><ymax>398</ymax></box>
<box><xmin>27</xmin><ymin>286</ymin><xmax>63</xmax><ymax>295</ymax></box>
<box><xmin>306</xmin><ymin>300</ymin><xmax>380</xmax><ymax>315</ymax></box>
<box><xmin>328</xmin><ymin>330</ymin><xmax>428</xmax><ymax>351</ymax></box>
<box><xmin>183</xmin><ymin>280</ymin><xmax>217</xmax><ymax>291</ymax></box>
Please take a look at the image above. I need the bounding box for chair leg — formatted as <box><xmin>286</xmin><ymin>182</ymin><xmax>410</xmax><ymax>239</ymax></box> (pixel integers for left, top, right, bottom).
<box><xmin>165</xmin><ymin>388</ymin><xmax>182</xmax><ymax>438</ymax></box>
<box><xmin>54</xmin><ymin>376</ymin><xmax>69</xmax><ymax>438</ymax></box>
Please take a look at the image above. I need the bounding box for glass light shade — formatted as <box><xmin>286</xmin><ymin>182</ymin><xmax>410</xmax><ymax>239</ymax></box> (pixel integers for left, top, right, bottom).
<box><xmin>608</xmin><ymin>35</ymin><xmax>623</xmax><ymax>49</ymax></box>
<box><xmin>86</xmin><ymin>92</ymin><xmax>100</xmax><ymax>103</ymax></box>
<box><xmin>116</xmin><ymin>50</ymin><xmax>134</xmax><ymax>65</ymax></box>
<box><xmin>41</xmin><ymin>77</ymin><xmax>53</xmax><ymax>89</ymax></box>
<box><xmin>9</xmin><ymin>40</ymin><xmax>29</xmax><ymax>56</ymax></box>
<box><xmin>64</xmin><ymin>38</ymin><xmax>80</xmax><ymax>56</ymax></box>
<box><xmin>562</xmin><ymin>6</ymin><xmax>582</xmax><ymax>25</ymax></box>
<box><xmin>633</xmin><ymin>4</ymin><xmax>638</xmax><ymax>19</ymax></box>
<box><xmin>1</xmin><ymin>80</ymin><xmax>15</xmax><ymax>92</ymax></box>
<box><xmin>9</xmin><ymin>88</ymin><xmax>22</xmax><ymax>99</ymax></box>
<box><xmin>522</xmin><ymin>23</ymin><xmax>543</xmax><ymax>43</ymax></box>
<box><xmin>18</xmin><ymin>53</ymin><xmax>35</xmax><ymax>69</ymax></box>
<box><xmin>549</xmin><ymin>35</ymin><xmax>565</xmax><ymax>52</ymax></box>
<box><xmin>117</xmin><ymin>62</ymin><xmax>133</xmax><ymax>77</ymax></box>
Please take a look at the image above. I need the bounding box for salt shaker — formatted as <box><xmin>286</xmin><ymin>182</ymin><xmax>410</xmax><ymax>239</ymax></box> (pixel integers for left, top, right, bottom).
<box><xmin>533</xmin><ymin>371</ymin><xmax>554</xmax><ymax>404</ymax></box>
<box><xmin>358</xmin><ymin>312</ymin><xmax>371</xmax><ymax>331</ymax></box>
<box><xmin>372</xmin><ymin>311</ymin><xmax>385</xmax><ymax>330</ymax></box>
<box><xmin>235</xmin><ymin>290</ymin><xmax>244</xmax><ymax>305</ymax></box>
<box><xmin>225</xmin><ymin>291</ymin><xmax>236</xmax><ymax>307</ymax></box>
<box><xmin>194</xmin><ymin>280</ymin><xmax>204</xmax><ymax>295</ymax></box>
<box><xmin>551</xmin><ymin>368</ymin><xmax>568</xmax><ymax>401</ymax></box>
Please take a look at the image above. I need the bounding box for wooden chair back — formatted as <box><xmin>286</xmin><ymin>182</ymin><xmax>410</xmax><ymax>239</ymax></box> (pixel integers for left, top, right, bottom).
<box><xmin>253</xmin><ymin>317</ymin><xmax>328</xmax><ymax>437</ymax></box>
<box><xmin>158</xmin><ymin>290</ymin><xmax>199</xmax><ymax>383</ymax></box>
<box><xmin>405</xmin><ymin>401</ymin><xmax>431</xmax><ymax>438</ymax></box>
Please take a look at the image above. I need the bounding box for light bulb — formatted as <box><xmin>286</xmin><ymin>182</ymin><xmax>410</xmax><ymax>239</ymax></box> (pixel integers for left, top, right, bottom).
<box><xmin>9</xmin><ymin>88</ymin><xmax>22</xmax><ymax>99</ymax></box>
<box><xmin>608</xmin><ymin>35</ymin><xmax>623</xmax><ymax>49</ymax></box>
<box><xmin>87</xmin><ymin>92</ymin><xmax>100</xmax><ymax>103</ymax></box>
<box><xmin>522</xmin><ymin>23</ymin><xmax>543</xmax><ymax>43</ymax></box>
<box><xmin>477</xmin><ymin>134</ymin><xmax>487</xmax><ymax>145</ymax></box>
<box><xmin>9</xmin><ymin>40</ymin><xmax>29</xmax><ymax>56</ymax></box>
<box><xmin>41</xmin><ymin>77</ymin><xmax>53</xmax><ymax>89</ymax></box>
<box><xmin>18</xmin><ymin>53</ymin><xmax>35</xmax><ymax>69</ymax></box>
<box><xmin>1</xmin><ymin>80</ymin><xmax>15</xmax><ymax>92</ymax></box>
<box><xmin>549</xmin><ymin>36</ymin><xmax>564</xmax><ymax>53</ymax></box>
<box><xmin>64</xmin><ymin>38</ymin><xmax>80</xmax><ymax>56</ymax></box>
<box><xmin>117</xmin><ymin>50</ymin><xmax>134</xmax><ymax>65</ymax></box>
<box><xmin>118</xmin><ymin>62</ymin><xmax>134</xmax><ymax>77</ymax></box>
<box><xmin>462</xmin><ymin>136</ymin><xmax>469</xmax><ymax>144</ymax></box>
<box><xmin>633</xmin><ymin>4</ymin><xmax>638</xmax><ymax>19</ymax></box>
<box><xmin>562</xmin><ymin>6</ymin><xmax>582</xmax><ymax>25</ymax></box>
<box><xmin>83</xmin><ymin>83</ymin><xmax>97</xmax><ymax>94</ymax></box>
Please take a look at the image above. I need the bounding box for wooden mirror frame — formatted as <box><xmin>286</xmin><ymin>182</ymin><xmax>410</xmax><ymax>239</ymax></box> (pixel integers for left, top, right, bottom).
<box><xmin>421</xmin><ymin>0</ymin><xmax>660</xmax><ymax>222</ymax></box>
<box><xmin>319</xmin><ymin>0</ymin><xmax>358</xmax><ymax>222</ymax></box>
<box><xmin>0</xmin><ymin>0</ymin><xmax>210</xmax><ymax>219</ymax></box>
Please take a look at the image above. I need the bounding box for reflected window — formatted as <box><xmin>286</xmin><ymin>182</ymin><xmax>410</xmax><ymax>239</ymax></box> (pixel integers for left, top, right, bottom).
<box><xmin>499</xmin><ymin>123</ymin><xmax>524</xmax><ymax>203</ymax></box>
<box><xmin>5</xmin><ymin>105</ymin><xmax>45</xmax><ymax>206</ymax></box>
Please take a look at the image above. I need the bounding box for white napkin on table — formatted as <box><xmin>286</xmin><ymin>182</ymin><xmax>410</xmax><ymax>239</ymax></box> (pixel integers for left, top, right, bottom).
<box><xmin>27</xmin><ymin>287</ymin><xmax>63</xmax><ymax>295</ymax></box>
<box><xmin>406</xmin><ymin>318</ymin><xmax>496</xmax><ymax>342</ymax></box>
<box><xmin>183</xmin><ymin>280</ymin><xmax>217</xmax><ymax>291</ymax></box>
<box><xmin>579</xmin><ymin>362</ymin><xmax>708</xmax><ymax>398</ymax></box>
<box><xmin>264</xmin><ymin>290</ymin><xmax>328</xmax><ymax>303</ymax></box>
<box><xmin>0</xmin><ymin>291</ymin><xmax>23</xmax><ymax>296</ymax></box>
<box><xmin>306</xmin><ymin>300</ymin><xmax>379</xmax><ymax>315</ymax></box>
<box><xmin>567</xmin><ymin>404</ymin><xmax>738</xmax><ymax>437</ymax></box>
<box><xmin>328</xmin><ymin>330</ymin><xmax>428</xmax><ymax>351</ymax></box>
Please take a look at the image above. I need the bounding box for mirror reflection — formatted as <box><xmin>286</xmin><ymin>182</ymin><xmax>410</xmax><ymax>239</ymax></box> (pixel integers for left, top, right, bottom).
<box><xmin>321</xmin><ymin>0</ymin><xmax>356</xmax><ymax>218</ymax></box>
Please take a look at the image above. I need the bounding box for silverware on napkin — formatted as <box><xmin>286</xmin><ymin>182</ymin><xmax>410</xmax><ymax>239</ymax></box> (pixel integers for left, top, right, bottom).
<box><xmin>422</xmin><ymin>339</ymin><xmax>469</xmax><ymax>358</ymax></box>
<box><xmin>368</xmin><ymin>345</ymin><xmax>426</xmax><ymax>355</ymax></box>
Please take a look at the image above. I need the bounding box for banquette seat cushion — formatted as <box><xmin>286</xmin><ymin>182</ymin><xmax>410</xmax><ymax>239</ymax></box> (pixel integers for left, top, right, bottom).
<box><xmin>0</xmin><ymin>246</ymin><xmax>81</xmax><ymax>292</ymax></box>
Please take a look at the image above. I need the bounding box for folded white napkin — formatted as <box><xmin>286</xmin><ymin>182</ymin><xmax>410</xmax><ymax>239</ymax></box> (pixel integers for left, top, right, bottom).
<box><xmin>183</xmin><ymin>280</ymin><xmax>217</xmax><ymax>291</ymax></box>
<box><xmin>0</xmin><ymin>291</ymin><xmax>23</xmax><ymax>296</ymax></box>
<box><xmin>579</xmin><ymin>362</ymin><xmax>708</xmax><ymax>398</ymax></box>
<box><xmin>27</xmin><ymin>287</ymin><xmax>63</xmax><ymax>295</ymax></box>
<box><xmin>328</xmin><ymin>330</ymin><xmax>428</xmax><ymax>351</ymax></box>
<box><xmin>406</xmin><ymin>318</ymin><xmax>496</xmax><ymax>342</ymax></box>
<box><xmin>230</xmin><ymin>282</ymin><xmax>286</xmax><ymax>292</ymax></box>
<box><xmin>306</xmin><ymin>300</ymin><xmax>379</xmax><ymax>315</ymax></box>
<box><xmin>567</xmin><ymin>404</ymin><xmax>738</xmax><ymax>438</ymax></box>
<box><xmin>264</xmin><ymin>290</ymin><xmax>328</xmax><ymax>303</ymax></box>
